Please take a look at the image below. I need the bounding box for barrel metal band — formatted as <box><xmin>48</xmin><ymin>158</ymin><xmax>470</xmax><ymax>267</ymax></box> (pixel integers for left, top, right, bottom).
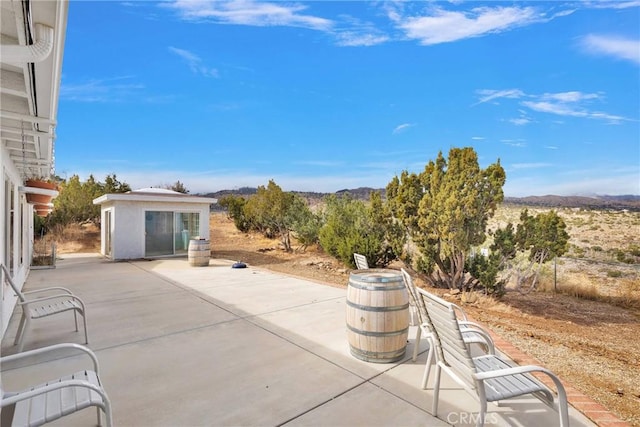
<box><xmin>346</xmin><ymin>323</ymin><xmax>409</xmax><ymax>337</ymax></box>
<box><xmin>346</xmin><ymin>300</ymin><xmax>409</xmax><ymax>312</ymax></box>
<box><xmin>348</xmin><ymin>282</ymin><xmax>405</xmax><ymax>291</ymax></box>
<box><xmin>349</xmin><ymin>346</ymin><xmax>405</xmax><ymax>358</ymax></box>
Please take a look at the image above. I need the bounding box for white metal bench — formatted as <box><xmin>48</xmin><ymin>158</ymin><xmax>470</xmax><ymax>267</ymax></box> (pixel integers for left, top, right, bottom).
<box><xmin>400</xmin><ymin>269</ymin><xmax>495</xmax><ymax>389</ymax></box>
<box><xmin>421</xmin><ymin>290</ymin><xmax>569</xmax><ymax>427</ymax></box>
<box><xmin>353</xmin><ymin>253</ymin><xmax>369</xmax><ymax>269</ymax></box>
<box><xmin>1</xmin><ymin>264</ymin><xmax>88</xmax><ymax>352</ymax></box>
<box><xmin>1</xmin><ymin>343</ymin><xmax>112</xmax><ymax>426</ymax></box>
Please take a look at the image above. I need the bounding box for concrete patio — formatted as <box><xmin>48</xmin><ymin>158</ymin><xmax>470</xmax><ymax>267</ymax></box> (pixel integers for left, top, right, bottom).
<box><xmin>1</xmin><ymin>254</ymin><xmax>596</xmax><ymax>427</ymax></box>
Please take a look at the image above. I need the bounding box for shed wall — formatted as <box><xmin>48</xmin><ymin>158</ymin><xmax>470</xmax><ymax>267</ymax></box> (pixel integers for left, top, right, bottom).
<box><xmin>101</xmin><ymin>200</ymin><xmax>211</xmax><ymax>260</ymax></box>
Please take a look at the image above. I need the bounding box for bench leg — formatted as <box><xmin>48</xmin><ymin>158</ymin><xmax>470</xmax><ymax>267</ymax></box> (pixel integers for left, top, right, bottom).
<box><xmin>13</xmin><ymin>313</ymin><xmax>26</xmax><ymax>346</ymax></box>
<box><xmin>412</xmin><ymin>327</ymin><xmax>421</xmax><ymax>362</ymax></box>
<box><xmin>16</xmin><ymin>316</ymin><xmax>30</xmax><ymax>352</ymax></box>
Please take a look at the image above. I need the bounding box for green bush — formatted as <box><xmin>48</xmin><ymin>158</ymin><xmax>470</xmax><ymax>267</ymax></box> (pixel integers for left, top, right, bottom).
<box><xmin>318</xmin><ymin>193</ymin><xmax>397</xmax><ymax>268</ymax></box>
<box><xmin>606</xmin><ymin>270</ymin><xmax>623</xmax><ymax>278</ymax></box>
<box><xmin>219</xmin><ymin>195</ymin><xmax>250</xmax><ymax>232</ymax></box>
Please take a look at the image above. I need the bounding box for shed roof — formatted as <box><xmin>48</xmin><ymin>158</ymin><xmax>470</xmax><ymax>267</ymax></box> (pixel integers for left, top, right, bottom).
<box><xmin>93</xmin><ymin>188</ymin><xmax>217</xmax><ymax>205</ymax></box>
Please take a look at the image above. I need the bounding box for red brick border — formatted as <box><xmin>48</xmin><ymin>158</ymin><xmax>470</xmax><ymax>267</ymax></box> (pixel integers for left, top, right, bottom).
<box><xmin>484</xmin><ymin>328</ymin><xmax>632</xmax><ymax>426</ymax></box>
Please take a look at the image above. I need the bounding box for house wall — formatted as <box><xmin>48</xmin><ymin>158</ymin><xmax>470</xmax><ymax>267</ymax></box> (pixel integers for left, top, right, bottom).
<box><xmin>0</xmin><ymin>145</ymin><xmax>33</xmax><ymax>338</ymax></box>
<box><xmin>101</xmin><ymin>200</ymin><xmax>211</xmax><ymax>260</ymax></box>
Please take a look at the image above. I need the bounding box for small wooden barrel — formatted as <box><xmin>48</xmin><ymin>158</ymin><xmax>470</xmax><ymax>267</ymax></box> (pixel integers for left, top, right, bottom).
<box><xmin>188</xmin><ymin>239</ymin><xmax>210</xmax><ymax>267</ymax></box>
<box><xmin>346</xmin><ymin>269</ymin><xmax>409</xmax><ymax>363</ymax></box>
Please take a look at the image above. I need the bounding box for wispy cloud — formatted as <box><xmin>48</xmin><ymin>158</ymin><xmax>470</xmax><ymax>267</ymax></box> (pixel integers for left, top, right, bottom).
<box><xmin>522</xmin><ymin>100</ymin><xmax>630</xmax><ymax>123</ymax></box>
<box><xmin>165</xmin><ymin>0</ymin><xmax>333</xmax><ymax>31</ymax></box>
<box><xmin>471</xmin><ymin>136</ymin><xmax>485</xmax><ymax>140</ymax></box>
<box><xmin>332</xmin><ymin>14</ymin><xmax>389</xmax><ymax>46</ymax></box>
<box><xmin>502</xmin><ymin>139</ymin><xmax>527</xmax><ymax>148</ymax></box>
<box><xmin>507</xmin><ymin>109</ymin><xmax>533</xmax><ymax>126</ymax></box>
<box><xmin>474</xmin><ymin>89</ymin><xmax>525</xmax><ymax>105</ymax></box>
<box><xmin>392</xmin><ymin>123</ymin><xmax>415</xmax><ymax>134</ymax></box>
<box><xmin>583</xmin><ymin>1</ymin><xmax>640</xmax><ymax>9</ymax></box>
<box><xmin>391</xmin><ymin>6</ymin><xmax>542</xmax><ymax>45</ymax></box>
<box><xmin>60</xmin><ymin>76</ymin><xmax>144</xmax><ymax>102</ymax></box>
<box><xmin>477</xmin><ymin>89</ymin><xmax>633</xmax><ymax>124</ymax></box>
<box><xmin>541</xmin><ymin>91</ymin><xmax>601</xmax><ymax>103</ymax></box>
<box><xmin>168</xmin><ymin>47</ymin><xmax>219</xmax><ymax>78</ymax></box>
<box><xmin>335</xmin><ymin>32</ymin><xmax>389</xmax><ymax>47</ymax></box>
<box><xmin>165</xmin><ymin>1</ymin><xmax>391</xmax><ymax>47</ymax></box>
<box><xmin>580</xmin><ymin>34</ymin><xmax>640</xmax><ymax>65</ymax></box>
<box><xmin>509</xmin><ymin>117</ymin><xmax>532</xmax><ymax>126</ymax></box>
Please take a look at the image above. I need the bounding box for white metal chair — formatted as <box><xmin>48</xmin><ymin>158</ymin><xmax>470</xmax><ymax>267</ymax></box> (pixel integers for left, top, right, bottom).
<box><xmin>353</xmin><ymin>253</ymin><xmax>369</xmax><ymax>270</ymax></box>
<box><xmin>0</xmin><ymin>343</ymin><xmax>112</xmax><ymax>427</ymax></box>
<box><xmin>421</xmin><ymin>290</ymin><xmax>569</xmax><ymax>427</ymax></box>
<box><xmin>1</xmin><ymin>264</ymin><xmax>88</xmax><ymax>352</ymax></box>
<box><xmin>400</xmin><ymin>268</ymin><xmax>495</xmax><ymax>389</ymax></box>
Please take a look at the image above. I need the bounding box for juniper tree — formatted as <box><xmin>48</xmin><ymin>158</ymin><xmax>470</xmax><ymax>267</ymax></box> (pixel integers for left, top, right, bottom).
<box><xmin>386</xmin><ymin>147</ymin><xmax>506</xmax><ymax>290</ymax></box>
<box><xmin>242</xmin><ymin>180</ymin><xmax>313</xmax><ymax>252</ymax></box>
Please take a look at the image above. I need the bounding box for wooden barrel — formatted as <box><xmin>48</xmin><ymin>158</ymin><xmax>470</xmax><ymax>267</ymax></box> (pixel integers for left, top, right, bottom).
<box><xmin>188</xmin><ymin>239</ymin><xmax>210</xmax><ymax>267</ymax></box>
<box><xmin>346</xmin><ymin>269</ymin><xmax>409</xmax><ymax>363</ymax></box>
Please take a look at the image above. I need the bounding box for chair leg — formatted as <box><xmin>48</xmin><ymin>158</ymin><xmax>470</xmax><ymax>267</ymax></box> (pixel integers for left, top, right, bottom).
<box><xmin>103</xmin><ymin>391</ymin><xmax>113</xmax><ymax>427</ymax></box>
<box><xmin>477</xmin><ymin>399</ymin><xmax>488</xmax><ymax>427</ymax></box>
<box><xmin>13</xmin><ymin>313</ymin><xmax>27</xmax><ymax>345</ymax></box>
<box><xmin>422</xmin><ymin>342</ymin><xmax>434</xmax><ymax>389</ymax></box>
<box><xmin>73</xmin><ymin>310</ymin><xmax>79</xmax><ymax>332</ymax></box>
<box><xmin>412</xmin><ymin>327</ymin><xmax>421</xmax><ymax>362</ymax></box>
<box><xmin>80</xmin><ymin>309</ymin><xmax>89</xmax><ymax>344</ymax></box>
<box><xmin>16</xmin><ymin>316</ymin><xmax>31</xmax><ymax>352</ymax></box>
<box><xmin>432</xmin><ymin>364</ymin><xmax>442</xmax><ymax>416</ymax></box>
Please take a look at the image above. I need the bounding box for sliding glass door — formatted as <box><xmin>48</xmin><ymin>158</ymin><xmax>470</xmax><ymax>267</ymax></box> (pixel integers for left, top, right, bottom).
<box><xmin>145</xmin><ymin>211</ymin><xmax>200</xmax><ymax>257</ymax></box>
<box><xmin>145</xmin><ymin>211</ymin><xmax>174</xmax><ymax>257</ymax></box>
<box><xmin>174</xmin><ymin>212</ymin><xmax>200</xmax><ymax>254</ymax></box>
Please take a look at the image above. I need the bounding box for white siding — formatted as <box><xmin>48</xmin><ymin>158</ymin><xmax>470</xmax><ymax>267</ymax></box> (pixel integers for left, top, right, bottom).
<box><xmin>1</xmin><ymin>145</ymin><xmax>32</xmax><ymax>337</ymax></box>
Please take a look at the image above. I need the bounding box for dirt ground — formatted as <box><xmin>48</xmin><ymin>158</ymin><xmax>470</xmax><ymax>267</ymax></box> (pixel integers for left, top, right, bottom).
<box><xmin>209</xmin><ymin>213</ymin><xmax>640</xmax><ymax>426</ymax></box>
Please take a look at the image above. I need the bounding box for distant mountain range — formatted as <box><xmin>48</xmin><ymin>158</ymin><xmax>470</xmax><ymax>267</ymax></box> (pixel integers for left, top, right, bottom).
<box><xmin>201</xmin><ymin>187</ymin><xmax>640</xmax><ymax>211</ymax></box>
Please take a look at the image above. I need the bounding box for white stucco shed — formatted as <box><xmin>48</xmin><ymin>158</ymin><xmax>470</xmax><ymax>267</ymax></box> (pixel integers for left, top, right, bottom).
<box><xmin>93</xmin><ymin>188</ymin><xmax>217</xmax><ymax>260</ymax></box>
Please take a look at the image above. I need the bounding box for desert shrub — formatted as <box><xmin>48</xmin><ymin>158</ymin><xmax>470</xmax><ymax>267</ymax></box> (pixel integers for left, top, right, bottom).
<box><xmin>561</xmin><ymin>282</ymin><xmax>601</xmax><ymax>301</ymax></box>
<box><xmin>610</xmin><ymin>248</ymin><xmax>636</xmax><ymax>264</ymax></box>
<box><xmin>466</xmin><ymin>253</ymin><xmax>506</xmax><ymax>297</ymax></box>
<box><xmin>318</xmin><ymin>193</ymin><xmax>397</xmax><ymax>268</ymax></box>
<box><xmin>591</xmin><ymin>245</ymin><xmax>603</xmax><ymax>252</ymax></box>
<box><xmin>606</xmin><ymin>269</ymin><xmax>623</xmax><ymax>278</ymax></box>
<box><xmin>242</xmin><ymin>180</ymin><xmax>313</xmax><ymax>252</ymax></box>
<box><xmin>570</xmin><ymin>245</ymin><xmax>585</xmax><ymax>257</ymax></box>
<box><xmin>49</xmin><ymin>174</ymin><xmax>130</xmax><ymax>227</ymax></box>
<box><xmin>290</xmin><ymin>207</ymin><xmax>322</xmax><ymax>251</ymax></box>
<box><xmin>218</xmin><ymin>195</ymin><xmax>250</xmax><ymax>232</ymax></box>
<box><xmin>616</xmin><ymin>279</ymin><xmax>640</xmax><ymax>309</ymax></box>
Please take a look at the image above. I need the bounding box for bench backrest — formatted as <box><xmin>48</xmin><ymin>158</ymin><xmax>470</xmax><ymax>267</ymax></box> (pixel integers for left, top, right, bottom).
<box><xmin>1</xmin><ymin>264</ymin><xmax>25</xmax><ymax>303</ymax></box>
<box><xmin>420</xmin><ymin>290</ymin><xmax>478</xmax><ymax>392</ymax></box>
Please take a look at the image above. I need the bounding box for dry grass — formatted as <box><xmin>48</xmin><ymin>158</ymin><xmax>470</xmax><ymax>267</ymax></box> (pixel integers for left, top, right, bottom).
<box><xmin>41</xmin><ymin>222</ymin><xmax>101</xmax><ymax>254</ymax></box>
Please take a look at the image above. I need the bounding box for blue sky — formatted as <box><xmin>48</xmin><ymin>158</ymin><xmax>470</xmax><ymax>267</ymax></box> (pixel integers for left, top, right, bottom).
<box><xmin>56</xmin><ymin>1</ymin><xmax>640</xmax><ymax>197</ymax></box>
